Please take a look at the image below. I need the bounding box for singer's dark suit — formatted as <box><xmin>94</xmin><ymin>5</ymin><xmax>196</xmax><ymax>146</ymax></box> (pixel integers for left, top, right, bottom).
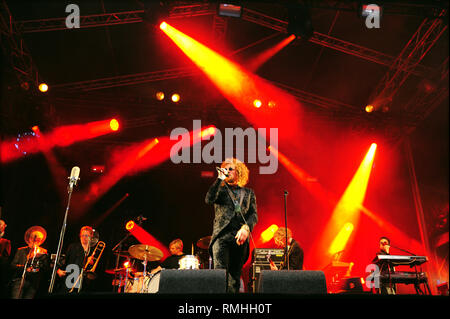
<box><xmin>205</xmin><ymin>178</ymin><xmax>258</xmax><ymax>293</ymax></box>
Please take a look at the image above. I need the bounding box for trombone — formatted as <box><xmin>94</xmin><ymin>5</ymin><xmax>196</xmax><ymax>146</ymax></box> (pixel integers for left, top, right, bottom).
<box><xmin>69</xmin><ymin>239</ymin><xmax>106</xmax><ymax>293</ymax></box>
<box><xmin>84</xmin><ymin>240</ymin><xmax>106</xmax><ymax>278</ymax></box>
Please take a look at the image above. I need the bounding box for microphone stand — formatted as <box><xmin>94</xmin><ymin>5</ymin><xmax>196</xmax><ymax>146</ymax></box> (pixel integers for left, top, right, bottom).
<box><xmin>48</xmin><ymin>181</ymin><xmax>75</xmax><ymax>293</ymax></box>
<box><xmin>18</xmin><ymin>247</ymin><xmax>35</xmax><ymax>298</ymax></box>
<box><xmin>283</xmin><ymin>190</ymin><xmax>289</xmax><ymax>270</ymax></box>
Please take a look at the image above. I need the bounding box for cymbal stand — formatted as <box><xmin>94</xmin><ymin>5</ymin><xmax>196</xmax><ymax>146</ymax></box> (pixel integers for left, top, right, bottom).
<box><xmin>141</xmin><ymin>256</ymin><xmax>148</xmax><ymax>293</ymax></box>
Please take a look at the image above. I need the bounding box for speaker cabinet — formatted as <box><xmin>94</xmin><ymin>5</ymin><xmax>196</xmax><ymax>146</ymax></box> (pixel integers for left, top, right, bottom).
<box><xmin>158</xmin><ymin>269</ymin><xmax>227</xmax><ymax>294</ymax></box>
<box><xmin>257</xmin><ymin>270</ymin><xmax>327</xmax><ymax>294</ymax></box>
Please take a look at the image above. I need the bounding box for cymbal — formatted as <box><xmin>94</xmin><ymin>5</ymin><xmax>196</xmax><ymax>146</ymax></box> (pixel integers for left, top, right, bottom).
<box><xmin>196</xmin><ymin>236</ymin><xmax>211</xmax><ymax>250</ymax></box>
<box><xmin>128</xmin><ymin>244</ymin><xmax>163</xmax><ymax>261</ymax></box>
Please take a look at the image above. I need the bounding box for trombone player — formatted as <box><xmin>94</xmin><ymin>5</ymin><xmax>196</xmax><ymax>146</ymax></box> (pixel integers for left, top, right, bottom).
<box><xmin>57</xmin><ymin>226</ymin><xmax>104</xmax><ymax>292</ymax></box>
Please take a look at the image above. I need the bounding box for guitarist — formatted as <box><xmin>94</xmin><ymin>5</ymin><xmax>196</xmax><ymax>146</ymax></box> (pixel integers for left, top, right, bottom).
<box><xmin>269</xmin><ymin>227</ymin><xmax>303</xmax><ymax>270</ymax></box>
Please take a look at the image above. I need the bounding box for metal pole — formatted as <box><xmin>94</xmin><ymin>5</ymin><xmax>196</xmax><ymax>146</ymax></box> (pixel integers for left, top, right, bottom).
<box><xmin>404</xmin><ymin>137</ymin><xmax>437</xmax><ymax>295</ymax></box>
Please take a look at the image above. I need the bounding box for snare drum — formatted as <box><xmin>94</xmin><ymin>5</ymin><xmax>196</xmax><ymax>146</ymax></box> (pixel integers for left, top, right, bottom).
<box><xmin>125</xmin><ymin>274</ymin><xmax>146</xmax><ymax>293</ymax></box>
<box><xmin>179</xmin><ymin>255</ymin><xmax>200</xmax><ymax>269</ymax></box>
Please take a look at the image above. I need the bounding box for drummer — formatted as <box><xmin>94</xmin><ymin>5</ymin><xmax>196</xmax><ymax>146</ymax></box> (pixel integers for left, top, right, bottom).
<box><xmin>152</xmin><ymin>239</ymin><xmax>185</xmax><ymax>272</ymax></box>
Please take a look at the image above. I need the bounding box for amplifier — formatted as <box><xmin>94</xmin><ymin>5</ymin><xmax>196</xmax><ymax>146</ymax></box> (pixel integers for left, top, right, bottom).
<box><xmin>251</xmin><ymin>248</ymin><xmax>285</xmax><ymax>263</ymax></box>
<box><xmin>249</xmin><ymin>248</ymin><xmax>285</xmax><ymax>293</ymax></box>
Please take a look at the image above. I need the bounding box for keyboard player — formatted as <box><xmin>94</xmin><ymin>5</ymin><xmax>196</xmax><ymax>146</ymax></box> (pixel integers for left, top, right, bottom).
<box><xmin>371</xmin><ymin>236</ymin><xmax>396</xmax><ymax>295</ymax></box>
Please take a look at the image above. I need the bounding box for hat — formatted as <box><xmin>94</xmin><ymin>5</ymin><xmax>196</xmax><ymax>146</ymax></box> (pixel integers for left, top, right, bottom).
<box><xmin>24</xmin><ymin>226</ymin><xmax>47</xmax><ymax>246</ymax></box>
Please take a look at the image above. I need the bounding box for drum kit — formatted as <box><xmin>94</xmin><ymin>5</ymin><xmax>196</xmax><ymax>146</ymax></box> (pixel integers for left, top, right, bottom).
<box><xmin>106</xmin><ymin>235</ymin><xmax>212</xmax><ymax>293</ymax></box>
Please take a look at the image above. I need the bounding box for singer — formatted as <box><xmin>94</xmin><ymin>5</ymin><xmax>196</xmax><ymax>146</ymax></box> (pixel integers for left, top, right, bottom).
<box><xmin>205</xmin><ymin>158</ymin><xmax>258</xmax><ymax>293</ymax></box>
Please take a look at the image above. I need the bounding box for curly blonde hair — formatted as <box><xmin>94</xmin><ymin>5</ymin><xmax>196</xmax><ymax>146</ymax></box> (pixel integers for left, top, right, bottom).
<box><xmin>221</xmin><ymin>158</ymin><xmax>249</xmax><ymax>187</ymax></box>
<box><xmin>274</xmin><ymin>227</ymin><xmax>292</xmax><ymax>243</ymax></box>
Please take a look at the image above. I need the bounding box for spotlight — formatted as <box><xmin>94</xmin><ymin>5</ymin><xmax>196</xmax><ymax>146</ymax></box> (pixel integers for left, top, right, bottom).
<box><xmin>109</xmin><ymin>119</ymin><xmax>120</xmax><ymax>131</ymax></box>
<box><xmin>125</xmin><ymin>221</ymin><xmax>135</xmax><ymax>231</ymax></box>
<box><xmin>365</xmin><ymin>105</ymin><xmax>374</xmax><ymax>113</ymax></box>
<box><xmin>171</xmin><ymin>93</ymin><xmax>180</xmax><ymax>103</ymax></box>
<box><xmin>156</xmin><ymin>91</ymin><xmax>165</xmax><ymax>101</ymax></box>
<box><xmin>218</xmin><ymin>3</ymin><xmax>242</xmax><ymax>18</ymax></box>
<box><xmin>268</xmin><ymin>100</ymin><xmax>276</xmax><ymax>108</ymax></box>
<box><xmin>38</xmin><ymin>83</ymin><xmax>49</xmax><ymax>92</ymax></box>
<box><xmin>253</xmin><ymin>99</ymin><xmax>262</xmax><ymax>108</ymax></box>
<box><xmin>159</xmin><ymin>21</ymin><xmax>167</xmax><ymax>30</ymax></box>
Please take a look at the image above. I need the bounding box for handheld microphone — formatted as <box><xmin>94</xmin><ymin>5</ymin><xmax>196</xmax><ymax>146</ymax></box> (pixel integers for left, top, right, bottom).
<box><xmin>216</xmin><ymin>167</ymin><xmax>229</xmax><ymax>177</ymax></box>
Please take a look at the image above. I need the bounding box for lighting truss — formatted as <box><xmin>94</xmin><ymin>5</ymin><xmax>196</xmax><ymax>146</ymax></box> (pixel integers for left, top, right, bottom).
<box><xmin>368</xmin><ymin>9</ymin><xmax>448</xmax><ymax>111</ymax></box>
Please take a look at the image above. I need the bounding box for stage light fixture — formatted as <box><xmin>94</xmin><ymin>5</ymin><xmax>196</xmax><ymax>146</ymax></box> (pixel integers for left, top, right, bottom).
<box><xmin>171</xmin><ymin>93</ymin><xmax>180</xmax><ymax>103</ymax></box>
<box><xmin>218</xmin><ymin>3</ymin><xmax>242</xmax><ymax>18</ymax></box>
<box><xmin>365</xmin><ymin>105</ymin><xmax>374</xmax><ymax>113</ymax></box>
<box><xmin>110</xmin><ymin>119</ymin><xmax>120</xmax><ymax>131</ymax></box>
<box><xmin>253</xmin><ymin>99</ymin><xmax>262</xmax><ymax>108</ymax></box>
<box><xmin>156</xmin><ymin>91</ymin><xmax>165</xmax><ymax>101</ymax></box>
<box><xmin>125</xmin><ymin>221</ymin><xmax>135</xmax><ymax>231</ymax></box>
<box><xmin>38</xmin><ymin>83</ymin><xmax>48</xmax><ymax>92</ymax></box>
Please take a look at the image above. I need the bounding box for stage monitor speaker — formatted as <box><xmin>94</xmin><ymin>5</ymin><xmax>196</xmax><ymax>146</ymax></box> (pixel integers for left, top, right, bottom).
<box><xmin>257</xmin><ymin>270</ymin><xmax>327</xmax><ymax>294</ymax></box>
<box><xmin>337</xmin><ymin>277</ymin><xmax>364</xmax><ymax>293</ymax></box>
<box><xmin>158</xmin><ymin>269</ymin><xmax>227</xmax><ymax>294</ymax></box>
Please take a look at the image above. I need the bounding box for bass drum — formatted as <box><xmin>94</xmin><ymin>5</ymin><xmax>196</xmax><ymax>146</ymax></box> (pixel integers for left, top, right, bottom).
<box><xmin>125</xmin><ymin>271</ymin><xmax>160</xmax><ymax>293</ymax></box>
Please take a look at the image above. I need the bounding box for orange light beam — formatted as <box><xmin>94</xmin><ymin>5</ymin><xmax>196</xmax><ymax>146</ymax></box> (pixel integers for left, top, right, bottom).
<box><xmin>92</xmin><ymin>193</ymin><xmax>130</xmax><ymax>227</ymax></box>
<box><xmin>76</xmin><ymin>126</ymin><xmax>216</xmax><ymax>214</ymax></box>
<box><xmin>316</xmin><ymin>143</ymin><xmax>377</xmax><ymax>265</ymax></box>
<box><xmin>330</xmin><ymin>143</ymin><xmax>377</xmax><ymax>223</ymax></box>
<box><xmin>1</xmin><ymin>118</ymin><xmax>120</xmax><ymax>163</ymax></box>
<box><xmin>269</xmin><ymin>145</ymin><xmax>335</xmax><ymax>206</ymax></box>
<box><xmin>247</xmin><ymin>34</ymin><xmax>296</xmax><ymax>72</ymax></box>
<box><xmin>160</xmin><ymin>22</ymin><xmax>302</xmax><ymax>139</ymax></box>
<box><xmin>328</xmin><ymin>222</ymin><xmax>354</xmax><ymax>255</ymax></box>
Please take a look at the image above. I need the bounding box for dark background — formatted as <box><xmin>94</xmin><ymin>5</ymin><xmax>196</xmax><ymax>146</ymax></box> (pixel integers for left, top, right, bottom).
<box><xmin>0</xmin><ymin>0</ymin><xmax>448</xmax><ymax>295</ymax></box>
